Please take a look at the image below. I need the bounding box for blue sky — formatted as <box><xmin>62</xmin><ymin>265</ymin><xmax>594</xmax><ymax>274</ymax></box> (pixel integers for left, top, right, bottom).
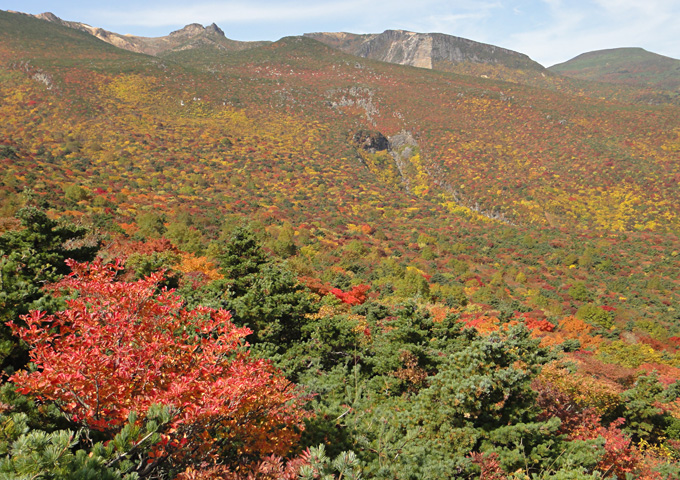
<box><xmin>9</xmin><ymin>0</ymin><xmax>680</xmax><ymax>66</ymax></box>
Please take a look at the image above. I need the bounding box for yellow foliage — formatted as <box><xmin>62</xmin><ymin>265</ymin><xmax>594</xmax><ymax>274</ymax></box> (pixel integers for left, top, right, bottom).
<box><xmin>406</xmin><ymin>265</ymin><xmax>427</xmax><ymax>277</ymax></box>
<box><xmin>538</xmin><ymin>362</ymin><xmax>621</xmax><ymax>415</ymax></box>
<box><xmin>104</xmin><ymin>75</ymin><xmax>162</xmax><ymax>105</ymax></box>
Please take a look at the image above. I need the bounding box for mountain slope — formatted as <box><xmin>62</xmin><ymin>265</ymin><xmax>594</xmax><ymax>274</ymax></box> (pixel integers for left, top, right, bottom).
<box><xmin>1</xmin><ymin>9</ymin><xmax>680</xmax><ymax>444</ymax></box>
<box><xmin>0</xmin><ymin>9</ymin><xmax>679</xmax><ymax>321</ymax></box>
<box><xmin>0</xmin><ymin>9</ymin><xmax>133</xmax><ymax>62</ymax></box>
<box><xmin>2</xmin><ymin>8</ymin><xmax>679</xmax><ymax>235</ymax></box>
<box><xmin>25</xmin><ymin>11</ymin><xmax>268</xmax><ymax>56</ymax></box>
<box><xmin>549</xmin><ymin>47</ymin><xmax>680</xmax><ymax>92</ymax></box>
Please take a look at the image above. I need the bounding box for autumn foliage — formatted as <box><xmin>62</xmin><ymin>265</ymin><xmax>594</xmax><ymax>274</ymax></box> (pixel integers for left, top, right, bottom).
<box><xmin>8</xmin><ymin>259</ymin><xmax>306</xmax><ymax>465</ymax></box>
<box><xmin>572</xmin><ymin>416</ymin><xmax>642</xmax><ymax>479</ymax></box>
<box><xmin>1</xmin><ymin>10</ymin><xmax>680</xmax><ymax>478</ymax></box>
<box><xmin>329</xmin><ymin>284</ymin><xmax>370</xmax><ymax>306</ymax></box>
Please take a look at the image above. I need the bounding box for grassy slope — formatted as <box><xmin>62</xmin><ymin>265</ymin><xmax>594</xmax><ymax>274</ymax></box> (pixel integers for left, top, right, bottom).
<box><xmin>550</xmin><ymin>47</ymin><xmax>680</xmax><ymax>92</ymax></box>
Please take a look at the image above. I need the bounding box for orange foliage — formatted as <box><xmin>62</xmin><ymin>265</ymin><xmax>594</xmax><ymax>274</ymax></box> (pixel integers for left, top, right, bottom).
<box><xmin>175</xmin><ymin>253</ymin><xmax>223</xmax><ymax>281</ymax></box>
<box><xmin>539</xmin><ymin>315</ymin><xmax>603</xmax><ymax>349</ymax></box>
<box><xmin>426</xmin><ymin>304</ymin><xmax>453</xmax><ymax>323</ymax></box>
<box><xmin>298</xmin><ymin>275</ymin><xmax>332</xmax><ymax>295</ymax></box>
<box><xmin>461</xmin><ymin>314</ymin><xmax>501</xmax><ymax>335</ymax></box>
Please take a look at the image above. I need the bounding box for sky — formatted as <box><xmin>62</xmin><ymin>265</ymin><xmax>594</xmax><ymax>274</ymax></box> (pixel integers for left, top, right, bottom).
<box><xmin>8</xmin><ymin>0</ymin><xmax>680</xmax><ymax>66</ymax></box>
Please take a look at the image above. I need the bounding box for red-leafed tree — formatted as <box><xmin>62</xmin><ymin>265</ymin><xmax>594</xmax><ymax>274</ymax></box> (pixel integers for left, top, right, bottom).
<box><xmin>571</xmin><ymin>416</ymin><xmax>642</xmax><ymax>479</ymax></box>
<box><xmin>8</xmin><ymin>258</ymin><xmax>307</xmax><ymax>470</ymax></box>
<box><xmin>330</xmin><ymin>284</ymin><xmax>370</xmax><ymax>306</ymax></box>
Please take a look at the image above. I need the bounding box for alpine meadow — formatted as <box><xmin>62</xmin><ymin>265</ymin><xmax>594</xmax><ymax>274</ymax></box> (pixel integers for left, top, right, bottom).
<box><xmin>1</xmin><ymin>8</ymin><xmax>680</xmax><ymax>479</ymax></box>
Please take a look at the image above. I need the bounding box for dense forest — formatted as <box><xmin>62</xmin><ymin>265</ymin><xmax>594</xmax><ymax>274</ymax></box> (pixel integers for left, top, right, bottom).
<box><xmin>1</xmin><ymin>9</ymin><xmax>680</xmax><ymax>479</ymax></box>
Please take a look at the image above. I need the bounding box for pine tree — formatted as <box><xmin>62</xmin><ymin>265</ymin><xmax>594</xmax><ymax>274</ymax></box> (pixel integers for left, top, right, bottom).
<box><xmin>0</xmin><ymin>203</ymin><xmax>98</xmax><ymax>372</ymax></box>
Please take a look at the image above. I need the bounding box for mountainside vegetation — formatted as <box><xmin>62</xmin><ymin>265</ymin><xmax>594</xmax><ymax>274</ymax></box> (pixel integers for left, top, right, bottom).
<box><xmin>1</xmin><ymin>9</ymin><xmax>680</xmax><ymax>479</ymax></box>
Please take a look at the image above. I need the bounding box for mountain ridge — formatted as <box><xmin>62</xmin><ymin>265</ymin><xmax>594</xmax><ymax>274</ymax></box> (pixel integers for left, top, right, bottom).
<box><xmin>12</xmin><ymin>10</ymin><xmax>680</xmax><ymax>93</ymax></box>
<box><xmin>14</xmin><ymin>10</ymin><xmax>546</xmax><ymax>77</ymax></box>
<box><xmin>22</xmin><ymin>11</ymin><xmax>268</xmax><ymax>56</ymax></box>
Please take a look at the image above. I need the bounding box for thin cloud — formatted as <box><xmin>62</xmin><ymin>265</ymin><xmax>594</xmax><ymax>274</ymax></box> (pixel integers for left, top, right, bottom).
<box><xmin>89</xmin><ymin>1</ymin><xmax>367</xmax><ymax>27</ymax></box>
<box><xmin>593</xmin><ymin>0</ymin><xmax>674</xmax><ymax>17</ymax></box>
<box><xmin>87</xmin><ymin>0</ymin><xmax>500</xmax><ymax>31</ymax></box>
<box><xmin>358</xmin><ymin>2</ymin><xmax>503</xmax><ymax>43</ymax></box>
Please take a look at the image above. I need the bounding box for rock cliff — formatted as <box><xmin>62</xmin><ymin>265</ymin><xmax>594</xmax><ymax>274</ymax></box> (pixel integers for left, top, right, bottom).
<box><xmin>305</xmin><ymin>30</ymin><xmax>544</xmax><ymax>71</ymax></box>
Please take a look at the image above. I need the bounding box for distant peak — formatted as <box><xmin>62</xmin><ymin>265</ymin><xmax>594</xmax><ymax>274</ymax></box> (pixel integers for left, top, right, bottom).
<box><xmin>170</xmin><ymin>23</ymin><xmax>204</xmax><ymax>36</ymax></box>
<box><xmin>170</xmin><ymin>23</ymin><xmax>225</xmax><ymax>37</ymax></box>
<box><xmin>206</xmin><ymin>23</ymin><xmax>224</xmax><ymax>36</ymax></box>
<box><xmin>36</xmin><ymin>12</ymin><xmax>61</xmax><ymax>22</ymax></box>
<box><xmin>384</xmin><ymin>29</ymin><xmax>418</xmax><ymax>35</ymax></box>
<box><xmin>36</xmin><ymin>11</ymin><xmax>62</xmax><ymax>22</ymax></box>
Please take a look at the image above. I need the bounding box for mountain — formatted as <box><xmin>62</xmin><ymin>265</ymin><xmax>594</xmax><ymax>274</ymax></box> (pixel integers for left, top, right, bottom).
<box><xmin>2</xmin><ymin>9</ymin><xmax>680</xmax><ymax>477</ymax></box>
<box><xmin>0</xmin><ymin>9</ymin><xmax>678</xmax><ymax>353</ymax></box>
<box><xmin>1</xmin><ymin>8</ymin><xmax>679</xmax><ymax>234</ymax></box>
<box><xmin>549</xmin><ymin>47</ymin><xmax>680</xmax><ymax>92</ymax></box>
<box><xmin>305</xmin><ymin>29</ymin><xmax>546</xmax><ymax>80</ymax></box>
<box><xmin>25</xmin><ymin>11</ymin><xmax>268</xmax><ymax>56</ymax></box>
